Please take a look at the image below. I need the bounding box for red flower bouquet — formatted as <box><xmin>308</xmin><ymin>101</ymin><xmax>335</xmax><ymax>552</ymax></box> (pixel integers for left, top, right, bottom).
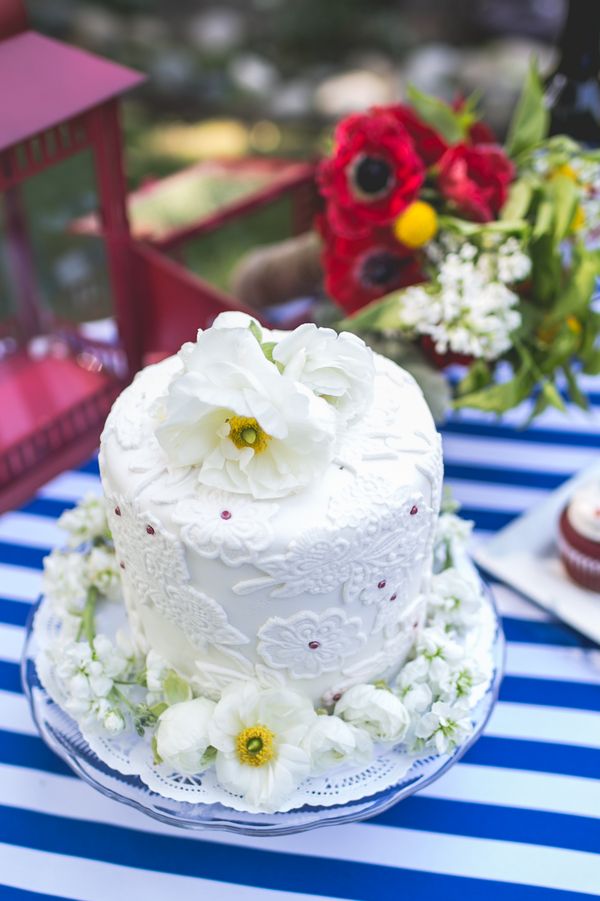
<box><xmin>317</xmin><ymin>69</ymin><xmax>600</xmax><ymax>418</ymax></box>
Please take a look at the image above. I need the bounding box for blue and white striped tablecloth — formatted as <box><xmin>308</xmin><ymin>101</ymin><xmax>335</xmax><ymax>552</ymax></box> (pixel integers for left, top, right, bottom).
<box><xmin>0</xmin><ymin>382</ymin><xmax>599</xmax><ymax>901</ymax></box>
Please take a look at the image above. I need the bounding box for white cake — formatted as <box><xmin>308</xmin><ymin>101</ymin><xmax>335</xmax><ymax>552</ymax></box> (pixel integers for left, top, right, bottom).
<box><xmin>99</xmin><ymin>315</ymin><xmax>443</xmax><ymax>707</ymax></box>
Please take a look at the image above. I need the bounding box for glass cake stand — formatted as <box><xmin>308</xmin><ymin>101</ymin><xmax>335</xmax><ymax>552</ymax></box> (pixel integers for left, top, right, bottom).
<box><xmin>21</xmin><ymin>578</ymin><xmax>504</xmax><ymax>837</ymax></box>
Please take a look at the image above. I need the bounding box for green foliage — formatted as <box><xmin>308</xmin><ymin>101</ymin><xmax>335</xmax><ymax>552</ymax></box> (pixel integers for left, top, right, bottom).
<box><xmin>406</xmin><ymin>85</ymin><xmax>466</xmax><ymax>145</ymax></box>
<box><xmin>505</xmin><ymin>61</ymin><xmax>549</xmax><ymax>159</ymax></box>
<box><xmin>163</xmin><ymin>670</ymin><xmax>192</xmax><ymax>706</ymax></box>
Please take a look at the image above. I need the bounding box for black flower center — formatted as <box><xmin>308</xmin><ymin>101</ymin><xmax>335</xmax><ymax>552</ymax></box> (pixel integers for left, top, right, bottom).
<box><xmin>352</xmin><ymin>155</ymin><xmax>393</xmax><ymax>198</ymax></box>
<box><xmin>360</xmin><ymin>251</ymin><xmax>402</xmax><ymax>288</ymax></box>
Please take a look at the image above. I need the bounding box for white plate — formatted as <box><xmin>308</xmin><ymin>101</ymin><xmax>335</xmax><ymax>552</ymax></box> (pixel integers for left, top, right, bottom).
<box><xmin>474</xmin><ymin>458</ymin><xmax>600</xmax><ymax>645</ymax></box>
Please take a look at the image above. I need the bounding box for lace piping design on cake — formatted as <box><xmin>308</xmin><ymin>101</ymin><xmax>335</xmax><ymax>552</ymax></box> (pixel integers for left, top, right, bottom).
<box><xmin>256</xmin><ymin>607</ymin><xmax>366</xmax><ymax>678</ymax></box>
<box><xmin>107</xmin><ymin>499</ymin><xmax>249</xmax><ymax>652</ymax></box>
<box><xmin>233</xmin><ymin>492</ymin><xmax>433</xmax><ymax>605</ymax></box>
<box><xmin>173</xmin><ymin>491</ymin><xmax>279</xmax><ymax>566</ymax></box>
<box><xmin>105</xmin><ymin>374</ymin><xmax>153</xmax><ymax>451</ymax></box>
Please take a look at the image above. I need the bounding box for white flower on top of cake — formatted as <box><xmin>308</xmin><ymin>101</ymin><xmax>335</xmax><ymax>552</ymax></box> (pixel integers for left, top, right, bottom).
<box><xmin>155</xmin><ymin>319</ymin><xmax>337</xmax><ymax>500</ymax></box>
<box><xmin>257</xmin><ymin>608</ymin><xmax>366</xmax><ymax>679</ymax></box>
<box><xmin>301</xmin><ymin>713</ymin><xmax>373</xmax><ymax>774</ymax></box>
<box><xmin>334</xmin><ymin>683</ymin><xmax>410</xmax><ymax>743</ymax></box>
<box><xmin>173</xmin><ymin>490</ymin><xmax>278</xmax><ymax>566</ymax></box>
<box><xmin>272</xmin><ymin>323</ymin><xmax>375</xmax><ymax>424</ymax></box>
<box><xmin>208</xmin><ymin>681</ymin><xmax>315</xmax><ymax>811</ymax></box>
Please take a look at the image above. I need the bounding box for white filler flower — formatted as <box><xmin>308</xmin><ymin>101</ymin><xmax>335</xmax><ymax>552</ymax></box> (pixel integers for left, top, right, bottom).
<box><xmin>208</xmin><ymin>681</ymin><xmax>315</xmax><ymax>810</ymax></box>
<box><xmin>57</xmin><ymin>493</ymin><xmax>109</xmax><ymax>547</ymax></box>
<box><xmin>302</xmin><ymin>714</ymin><xmax>373</xmax><ymax>773</ymax></box>
<box><xmin>156</xmin><ymin>697</ymin><xmax>216</xmax><ymax>774</ymax></box>
<box><xmin>155</xmin><ymin>323</ymin><xmax>336</xmax><ymax>499</ymax></box>
<box><xmin>334</xmin><ymin>683</ymin><xmax>410</xmax><ymax>743</ymax></box>
<box><xmin>273</xmin><ymin>323</ymin><xmax>375</xmax><ymax>423</ymax></box>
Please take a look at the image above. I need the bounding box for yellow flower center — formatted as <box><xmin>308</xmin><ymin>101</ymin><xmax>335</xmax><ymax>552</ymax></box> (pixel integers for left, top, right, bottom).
<box><xmin>236</xmin><ymin>725</ymin><xmax>275</xmax><ymax>767</ymax></box>
<box><xmin>227</xmin><ymin>416</ymin><xmax>270</xmax><ymax>454</ymax></box>
<box><xmin>549</xmin><ymin>163</ymin><xmax>578</xmax><ymax>183</ymax></box>
<box><xmin>393</xmin><ymin>201</ymin><xmax>438</xmax><ymax>249</ymax></box>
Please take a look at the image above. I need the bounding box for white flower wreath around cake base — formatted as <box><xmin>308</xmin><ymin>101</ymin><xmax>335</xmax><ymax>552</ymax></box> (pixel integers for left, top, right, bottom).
<box><xmin>35</xmin><ymin>494</ymin><xmax>495</xmax><ymax>815</ymax></box>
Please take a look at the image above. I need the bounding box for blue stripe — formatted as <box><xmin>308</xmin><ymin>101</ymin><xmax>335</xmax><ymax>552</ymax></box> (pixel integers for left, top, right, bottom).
<box><xmin>374</xmin><ymin>796</ymin><xmax>600</xmax><ymax>854</ymax></box>
<box><xmin>0</xmin><ymin>599</ymin><xmax>31</xmax><ymax>628</ymax></box>
<box><xmin>18</xmin><ymin>498</ymin><xmax>74</xmax><ymax>520</ymax></box>
<box><xmin>77</xmin><ymin>457</ymin><xmax>100</xmax><ymax>476</ymax></box>
<box><xmin>0</xmin><ymin>663</ymin><xmax>23</xmax><ymax>695</ymax></box>
<box><xmin>445</xmin><ymin>463</ymin><xmax>566</xmax><ymax>491</ymax></box>
<box><xmin>501</xmin><ymin>617</ymin><xmax>594</xmax><ymax>649</ymax></box>
<box><xmin>459</xmin><ymin>508</ymin><xmax>516</xmax><ymax>531</ymax></box>
<box><xmin>443</xmin><ymin>421</ymin><xmax>600</xmax><ymax>448</ymax></box>
<box><xmin>0</xmin><ymin>805</ymin><xmax>591</xmax><ymax>901</ymax></box>
<box><xmin>2</xmin><ymin>730</ymin><xmax>598</xmax><ymax>855</ymax></box>
<box><xmin>464</xmin><ymin>737</ymin><xmax>600</xmax><ymax>780</ymax></box>
<box><xmin>500</xmin><ymin>676</ymin><xmax>600</xmax><ymax>712</ymax></box>
<box><xmin>0</xmin><ymin>888</ymin><xmax>73</xmax><ymax>901</ymax></box>
<box><xmin>0</xmin><ymin>544</ymin><xmax>47</xmax><ymax>571</ymax></box>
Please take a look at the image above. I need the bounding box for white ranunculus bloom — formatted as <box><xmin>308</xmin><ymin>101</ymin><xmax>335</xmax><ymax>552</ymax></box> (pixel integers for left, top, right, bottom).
<box><xmin>302</xmin><ymin>714</ymin><xmax>373</xmax><ymax>774</ymax></box>
<box><xmin>334</xmin><ymin>684</ymin><xmax>410</xmax><ymax>744</ymax></box>
<box><xmin>211</xmin><ymin>311</ymin><xmax>266</xmax><ymax>331</ymax></box>
<box><xmin>273</xmin><ymin>323</ymin><xmax>375</xmax><ymax>423</ymax></box>
<box><xmin>155</xmin><ymin>326</ymin><xmax>336</xmax><ymax>500</ymax></box>
<box><xmin>209</xmin><ymin>681</ymin><xmax>315</xmax><ymax>811</ymax></box>
<box><xmin>156</xmin><ymin>697</ymin><xmax>216</xmax><ymax>774</ymax></box>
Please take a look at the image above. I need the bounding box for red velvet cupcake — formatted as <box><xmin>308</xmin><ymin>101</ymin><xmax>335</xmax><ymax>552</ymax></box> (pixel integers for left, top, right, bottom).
<box><xmin>557</xmin><ymin>483</ymin><xmax>600</xmax><ymax>592</ymax></box>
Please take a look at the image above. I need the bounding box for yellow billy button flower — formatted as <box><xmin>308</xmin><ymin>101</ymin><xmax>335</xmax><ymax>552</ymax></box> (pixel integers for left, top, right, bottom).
<box><xmin>393</xmin><ymin>200</ymin><xmax>438</xmax><ymax>249</ymax></box>
<box><xmin>227</xmin><ymin>416</ymin><xmax>270</xmax><ymax>454</ymax></box>
<box><xmin>550</xmin><ymin>163</ymin><xmax>578</xmax><ymax>182</ymax></box>
<box><xmin>571</xmin><ymin>205</ymin><xmax>586</xmax><ymax>232</ymax></box>
<box><xmin>236</xmin><ymin>724</ymin><xmax>275</xmax><ymax>767</ymax></box>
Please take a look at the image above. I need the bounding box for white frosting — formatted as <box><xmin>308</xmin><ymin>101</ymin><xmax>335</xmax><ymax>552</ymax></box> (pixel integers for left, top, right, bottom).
<box><xmin>99</xmin><ymin>351</ymin><xmax>443</xmax><ymax>705</ymax></box>
<box><xmin>567</xmin><ymin>481</ymin><xmax>600</xmax><ymax>543</ymax></box>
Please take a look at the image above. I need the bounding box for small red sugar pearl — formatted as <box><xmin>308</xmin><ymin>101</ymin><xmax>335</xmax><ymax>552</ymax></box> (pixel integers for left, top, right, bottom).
<box><xmin>146</xmin><ymin>524</ymin><xmax>155</xmax><ymax>535</ymax></box>
<box><xmin>119</xmin><ymin>561</ymin><xmax>126</xmax><ymax>570</ymax></box>
<box><xmin>220</xmin><ymin>510</ymin><xmax>232</xmax><ymax>520</ymax></box>
<box><xmin>308</xmin><ymin>640</ymin><xmax>321</xmax><ymax>650</ymax></box>
<box><xmin>114</xmin><ymin>506</ymin><xmax>121</xmax><ymax>517</ymax></box>
<box><xmin>389</xmin><ymin>593</ymin><xmax>397</xmax><ymax>602</ymax></box>
<box><xmin>377</xmin><ymin>579</ymin><xmax>386</xmax><ymax>589</ymax></box>
<box><xmin>332</xmin><ymin>692</ymin><xmax>342</xmax><ymax>702</ymax></box>
<box><xmin>410</xmin><ymin>505</ymin><xmax>418</xmax><ymax>515</ymax></box>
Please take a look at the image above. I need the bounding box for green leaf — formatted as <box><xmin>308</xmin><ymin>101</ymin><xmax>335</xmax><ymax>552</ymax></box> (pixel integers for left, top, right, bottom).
<box><xmin>532</xmin><ymin>198</ymin><xmax>554</xmax><ymax>240</ymax></box>
<box><xmin>406</xmin><ymin>85</ymin><xmax>466</xmax><ymax>144</ymax></box>
<box><xmin>456</xmin><ymin>360</ymin><xmax>492</xmax><ymax>396</ymax></box>
<box><xmin>505</xmin><ymin>60</ymin><xmax>549</xmax><ymax>158</ymax></box>
<box><xmin>540</xmin><ymin>380</ymin><xmax>566</xmax><ymax>412</ymax></box>
<box><xmin>339</xmin><ymin>292</ymin><xmax>406</xmax><ymax>333</ymax></box>
<box><xmin>545</xmin><ymin>175</ymin><xmax>579</xmax><ymax>242</ymax></box>
<box><xmin>163</xmin><ymin>670</ymin><xmax>192</xmax><ymax>706</ymax></box>
<box><xmin>546</xmin><ymin>246</ymin><xmax>600</xmax><ymax>324</ymax></box>
<box><xmin>563</xmin><ymin>364</ymin><xmax>589</xmax><ymax>410</ymax></box>
<box><xmin>260</xmin><ymin>341</ymin><xmax>277</xmax><ymax>362</ymax></box>
<box><xmin>582</xmin><ymin>348</ymin><xmax>600</xmax><ymax>375</ymax></box>
<box><xmin>151</xmin><ymin>735</ymin><xmax>162</xmax><ymax>765</ymax></box>
<box><xmin>248</xmin><ymin>319</ymin><xmax>263</xmax><ymax>344</ymax></box>
<box><xmin>500</xmin><ymin>178</ymin><xmax>534</xmax><ymax>221</ymax></box>
<box><xmin>453</xmin><ymin>369</ymin><xmax>536</xmax><ymax>414</ymax></box>
<box><xmin>149</xmin><ymin>702</ymin><xmax>168</xmax><ymax>718</ymax></box>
